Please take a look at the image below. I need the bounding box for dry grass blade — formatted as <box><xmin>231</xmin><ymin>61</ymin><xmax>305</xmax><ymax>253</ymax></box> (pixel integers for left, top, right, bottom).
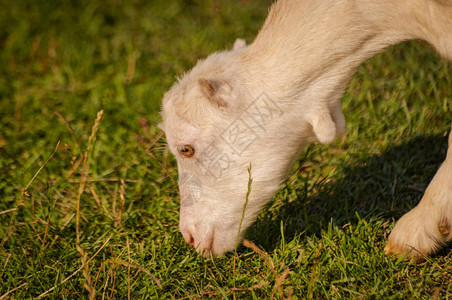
<box><xmin>68</xmin><ymin>178</ymin><xmax>139</xmax><ymax>183</ymax></box>
<box><xmin>23</xmin><ymin>140</ymin><xmax>61</xmax><ymax>193</ymax></box>
<box><xmin>235</xmin><ymin>164</ymin><xmax>253</xmax><ymax>251</ymax></box>
<box><xmin>76</xmin><ymin>110</ymin><xmax>104</xmax><ymax>244</ymax></box>
<box><xmin>0</xmin><ymin>208</ymin><xmax>18</xmax><ymax>216</ymax></box>
<box><xmin>0</xmin><ymin>282</ymin><xmax>28</xmax><ymax>300</ymax></box>
<box><xmin>125</xmin><ymin>51</ymin><xmax>139</xmax><ymax>84</ymax></box>
<box><xmin>1</xmin><ymin>140</ymin><xmax>60</xmax><ymax>247</ymax></box>
<box><xmin>54</xmin><ymin>111</ymin><xmax>81</xmax><ymax>152</ymax></box>
<box><xmin>108</xmin><ymin>259</ymin><xmax>162</xmax><ymax>289</ymax></box>
<box><xmin>271</xmin><ymin>266</ymin><xmax>290</xmax><ymax>299</ymax></box>
<box><xmin>114</xmin><ymin>179</ymin><xmax>126</xmax><ymax>228</ymax></box>
<box><xmin>243</xmin><ymin>239</ymin><xmax>292</xmax><ymax>299</ymax></box>
<box><xmin>37</xmin><ymin>234</ymin><xmax>113</xmax><ymax>298</ymax></box>
<box><xmin>0</xmin><ymin>253</ymin><xmax>12</xmax><ymax>278</ymax></box>
<box><xmin>77</xmin><ymin>245</ymin><xmax>95</xmax><ymax>299</ymax></box>
<box><xmin>243</xmin><ymin>240</ymin><xmax>277</xmax><ymax>278</ymax></box>
<box><xmin>127</xmin><ymin>238</ymin><xmax>131</xmax><ymax>300</ymax></box>
<box><xmin>308</xmin><ymin>242</ymin><xmax>323</xmax><ymax>299</ymax></box>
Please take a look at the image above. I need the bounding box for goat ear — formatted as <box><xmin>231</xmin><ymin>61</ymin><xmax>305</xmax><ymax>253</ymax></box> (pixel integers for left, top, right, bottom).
<box><xmin>198</xmin><ymin>78</ymin><xmax>232</xmax><ymax>108</ymax></box>
<box><xmin>311</xmin><ymin>103</ymin><xmax>346</xmax><ymax>144</ymax></box>
<box><xmin>232</xmin><ymin>38</ymin><xmax>247</xmax><ymax>50</ymax></box>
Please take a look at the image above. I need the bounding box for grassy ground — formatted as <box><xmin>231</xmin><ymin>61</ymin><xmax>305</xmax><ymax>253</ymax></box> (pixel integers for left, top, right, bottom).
<box><xmin>1</xmin><ymin>0</ymin><xmax>451</xmax><ymax>298</ymax></box>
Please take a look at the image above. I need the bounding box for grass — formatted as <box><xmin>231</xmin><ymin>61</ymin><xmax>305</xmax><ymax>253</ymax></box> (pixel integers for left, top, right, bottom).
<box><xmin>0</xmin><ymin>0</ymin><xmax>451</xmax><ymax>298</ymax></box>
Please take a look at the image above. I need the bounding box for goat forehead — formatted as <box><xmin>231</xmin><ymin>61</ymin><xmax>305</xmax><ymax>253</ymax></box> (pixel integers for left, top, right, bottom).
<box><xmin>163</xmin><ymin>87</ymin><xmax>217</xmax><ymax>128</ymax></box>
<box><xmin>165</xmin><ymin>118</ymin><xmax>199</xmax><ymax>144</ymax></box>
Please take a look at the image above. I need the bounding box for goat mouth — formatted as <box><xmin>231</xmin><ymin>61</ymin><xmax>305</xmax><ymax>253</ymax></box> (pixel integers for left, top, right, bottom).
<box><xmin>200</xmin><ymin>227</ymin><xmax>215</xmax><ymax>257</ymax></box>
<box><xmin>206</xmin><ymin>228</ymin><xmax>215</xmax><ymax>254</ymax></box>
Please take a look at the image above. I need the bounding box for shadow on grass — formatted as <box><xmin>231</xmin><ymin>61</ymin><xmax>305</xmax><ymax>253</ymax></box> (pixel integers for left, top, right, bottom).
<box><xmin>247</xmin><ymin>134</ymin><xmax>449</xmax><ymax>253</ymax></box>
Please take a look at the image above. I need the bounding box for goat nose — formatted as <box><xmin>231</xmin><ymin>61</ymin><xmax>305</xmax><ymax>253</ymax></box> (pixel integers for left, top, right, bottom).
<box><xmin>181</xmin><ymin>227</ymin><xmax>195</xmax><ymax>247</ymax></box>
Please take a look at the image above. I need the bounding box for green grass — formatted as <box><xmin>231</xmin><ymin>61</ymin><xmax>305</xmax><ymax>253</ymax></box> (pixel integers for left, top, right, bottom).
<box><xmin>1</xmin><ymin>0</ymin><xmax>451</xmax><ymax>298</ymax></box>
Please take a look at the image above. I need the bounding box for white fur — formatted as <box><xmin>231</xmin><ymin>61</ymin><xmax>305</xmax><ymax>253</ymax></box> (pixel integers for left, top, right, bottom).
<box><xmin>160</xmin><ymin>0</ymin><xmax>452</xmax><ymax>257</ymax></box>
<box><xmin>385</xmin><ymin>126</ymin><xmax>452</xmax><ymax>259</ymax></box>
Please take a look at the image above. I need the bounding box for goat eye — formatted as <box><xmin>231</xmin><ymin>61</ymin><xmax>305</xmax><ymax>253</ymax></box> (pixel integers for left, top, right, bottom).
<box><xmin>177</xmin><ymin>145</ymin><xmax>195</xmax><ymax>158</ymax></box>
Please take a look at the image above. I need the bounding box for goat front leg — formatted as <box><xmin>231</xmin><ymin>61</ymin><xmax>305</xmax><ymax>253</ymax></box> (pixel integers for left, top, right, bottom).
<box><xmin>385</xmin><ymin>126</ymin><xmax>452</xmax><ymax>260</ymax></box>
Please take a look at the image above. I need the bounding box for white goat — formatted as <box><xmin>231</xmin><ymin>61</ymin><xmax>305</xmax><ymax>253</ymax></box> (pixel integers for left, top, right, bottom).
<box><xmin>160</xmin><ymin>0</ymin><xmax>452</xmax><ymax>258</ymax></box>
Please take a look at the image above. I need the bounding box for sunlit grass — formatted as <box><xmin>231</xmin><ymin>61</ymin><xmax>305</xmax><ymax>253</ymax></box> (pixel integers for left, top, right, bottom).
<box><xmin>1</xmin><ymin>0</ymin><xmax>451</xmax><ymax>298</ymax></box>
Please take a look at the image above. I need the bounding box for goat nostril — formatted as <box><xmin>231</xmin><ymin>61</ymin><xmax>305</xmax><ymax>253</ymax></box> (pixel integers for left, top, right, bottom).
<box><xmin>181</xmin><ymin>225</ymin><xmax>196</xmax><ymax>247</ymax></box>
<box><xmin>185</xmin><ymin>231</ymin><xmax>195</xmax><ymax>246</ymax></box>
